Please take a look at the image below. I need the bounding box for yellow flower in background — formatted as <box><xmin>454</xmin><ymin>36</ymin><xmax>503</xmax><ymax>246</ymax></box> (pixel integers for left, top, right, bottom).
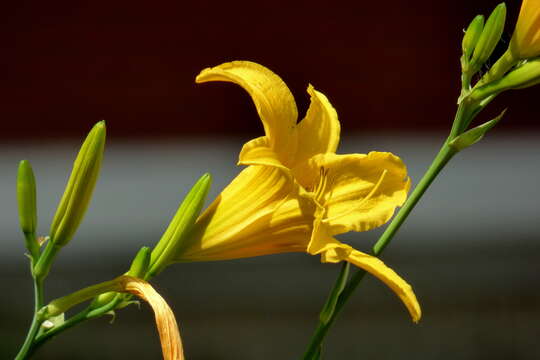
<box><xmin>174</xmin><ymin>61</ymin><xmax>420</xmax><ymax>322</ymax></box>
<box><xmin>510</xmin><ymin>0</ymin><xmax>540</xmax><ymax>59</ymax></box>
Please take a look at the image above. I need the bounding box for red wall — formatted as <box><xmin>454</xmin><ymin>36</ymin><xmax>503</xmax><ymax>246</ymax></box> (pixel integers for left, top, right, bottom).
<box><xmin>1</xmin><ymin>0</ymin><xmax>535</xmax><ymax>139</ymax></box>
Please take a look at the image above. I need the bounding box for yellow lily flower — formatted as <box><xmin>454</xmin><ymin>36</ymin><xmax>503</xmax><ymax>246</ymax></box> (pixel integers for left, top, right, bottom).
<box><xmin>510</xmin><ymin>0</ymin><xmax>540</xmax><ymax>59</ymax></box>
<box><xmin>175</xmin><ymin>61</ymin><xmax>420</xmax><ymax>322</ymax></box>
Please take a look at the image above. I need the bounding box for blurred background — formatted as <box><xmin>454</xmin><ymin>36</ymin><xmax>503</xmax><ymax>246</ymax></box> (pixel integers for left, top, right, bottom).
<box><xmin>1</xmin><ymin>0</ymin><xmax>539</xmax><ymax>359</ymax></box>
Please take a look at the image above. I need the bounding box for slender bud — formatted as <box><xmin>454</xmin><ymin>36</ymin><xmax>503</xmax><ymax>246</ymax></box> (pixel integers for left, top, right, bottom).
<box><xmin>147</xmin><ymin>173</ymin><xmax>212</xmax><ymax>278</ymax></box>
<box><xmin>49</xmin><ymin>121</ymin><xmax>106</xmax><ymax>247</ymax></box>
<box><xmin>469</xmin><ymin>3</ymin><xmax>507</xmax><ymax>74</ymax></box>
<box><xmin>127</xmin><ymin>247</ymin><xmax>151</xmax><ymax>278</ymax></box>
<box><xmin>17</xmin><ymin>160</ymin><xmax>39</xmax><ymax>258</ymax></box>
<box><xmin>462</xmin><ymin>15</ymin><xmax>485</xmax><ymax>64</ymax></box>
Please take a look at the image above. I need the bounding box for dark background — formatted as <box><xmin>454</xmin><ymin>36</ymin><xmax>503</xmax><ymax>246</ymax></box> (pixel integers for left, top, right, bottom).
<box><xmin>2</xmin><ymin>1</ymin><xmax>540</xmax><ymax>359</ymax></box>
<box><xmin>0</xmin><ymin>0</ymin><xmax>537</xmax><ymax>140</ymax></box>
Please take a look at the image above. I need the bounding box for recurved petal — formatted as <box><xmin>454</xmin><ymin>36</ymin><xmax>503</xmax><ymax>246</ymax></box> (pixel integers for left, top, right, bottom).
<box><xmin>294</xmin><ymin>85</ymin><xmax>340</xmax><ymax>165</ymax></box>
<box><xmin>196</xmin><ymin>61</ymin><xmax>298</xmax><ymax>165</ymax></box>
<box><xmin>238</xmin><ymin>136</ymin><xmax>289</xmax><ymax>171</ymax></box>
<box><xmin>295</xmin><ymin>152</ymin><xmax>410</xmax><ymax>234</ymax></box>
<box><xmin>320</xmin><ymin>243</ymin><xmax>420</xmax><ymax>323</ymax></box>
<box><xmin>121</xmin><ymin>277</ymin><xmax>184</xmax><ymax>360</ymax></box>
<box><xmin>306</xmin><ymin>220</ymin><xmax>420</xmax><ymax>323</ymax></box>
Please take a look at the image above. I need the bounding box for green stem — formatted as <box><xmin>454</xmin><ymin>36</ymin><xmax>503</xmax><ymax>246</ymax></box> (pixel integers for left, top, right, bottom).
<box><xmin>372</xmin><ymin>144</ymin><xmax>456</xmax><ymax>255</ymax></box>
<box><xmin>15</xmin><ymin>238</ymin><xmax>63</xmax><ymax>359</ymax></box>
<box><xmin>302</xmin><ymin>103</ymin><xmax>470</xmax><ymax>359</ymax></box>
<box><xmin>32</xmin><ymin>241</ymin><xmax>62</xmax><ymax>283</ymax></box>
<box><xmin>28</xmin><ymin>293</ymin><xmax>124</xmax><ymax>357</ymax></box>
<box><xmin>14</xmin><ymin>278</ymin><xmax>44</xmax><ymax>360</ymax></box>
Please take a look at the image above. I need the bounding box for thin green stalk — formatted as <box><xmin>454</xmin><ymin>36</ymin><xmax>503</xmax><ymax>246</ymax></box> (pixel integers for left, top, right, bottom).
<box><xmin>15</xmin><ymin>238</ymin><xmax>60</xmax><ymax>359</ymax></box>
<box><xmin>302</xmin><ymin>103</ymin><xmax>469</xmax><ymax>359</ymax></box>
<box><xmin>28</xmin><ymin>294</ymin><xmax>124</xmax><ymax>357</ymax></box>
<box><xmin>14</xmin><ymin>278</ymin><xmax>44</xmax><ymax>360</ymax></box>
<box><xmin>373</xmin><ymin>144</ymin><xmax>456</xmax><ymax>255</ymax></box>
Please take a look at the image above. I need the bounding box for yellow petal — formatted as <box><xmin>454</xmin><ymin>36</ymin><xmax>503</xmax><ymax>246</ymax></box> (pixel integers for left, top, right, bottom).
<box><xmin>322</xmin><ymin>244</ymin><xmax>420</xmax><ymax>323</ymax></box>
<box><xmin>196</xmin><ymin>61</ymin><xmax>298</xmax><ymax>166</ymax></box>
<box><xmin>294</xmin><ymin>85</ymin><xmax>341</xmax><ymax>165</ymax></box>
<box><xmin>295</xmin><ymin>152</ymin><xmax>410</xmax><ymax>234</ymax></box>
<box><xmin>238</xmin><ymin>136</ymin><xmax>290</xmax><ymax>171</ymax></box>
<box><xmin>121</xmin><ymin>276</ymin><xmax>184</xmax><ymax>360</ymax></box>
<box><xmin>307</xmin><ymin>221</ymin><xmax>420</xmax><ymax>323</ymax></box>
<box><xmin>175</xmin><ymin>166</ymin><xmax>312</xmax><ymax>261</ymax></box>
<box><xmin>511</xmin><ymin>0</ymin><xmax>540</xmax><ymax>58</ymax></box>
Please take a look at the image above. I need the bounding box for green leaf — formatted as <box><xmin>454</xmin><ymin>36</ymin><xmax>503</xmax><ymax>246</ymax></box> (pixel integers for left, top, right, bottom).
<box><xmin>449</xmin><ymin>109</ymin><xmax>506</xmax><ymax>151</ymax></box>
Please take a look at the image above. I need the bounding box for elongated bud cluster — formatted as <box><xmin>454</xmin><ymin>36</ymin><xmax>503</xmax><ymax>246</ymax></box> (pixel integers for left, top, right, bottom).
<box><xmin>147</xmin><ymin>173</ymin><xmax>212</xmax><ymax>278</ymax></box>
<box><xmin>17</xmin><ymin>160</ymin><xmax>39</xmax><ymax>259</ymax></box>
<box><xmin>49</xmin><ymin>121</ymin><xmax>106</xmax><ymax>247</ymax></box>
<box><xmin>468</xmin><ymin>3</ymin><xmax>507</xmax><ymax>76</ymax></box>
<box><xmin>478</xmin><ymin>0</ymin><xmax>540</xmax><ymax>86</ymax></box>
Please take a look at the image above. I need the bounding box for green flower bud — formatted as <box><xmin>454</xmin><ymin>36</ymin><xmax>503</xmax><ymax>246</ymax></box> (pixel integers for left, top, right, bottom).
<box><xmin>50</xmin><ymin>121</ymin><xmax>106</xmax><ymax>247</ymax></box>
<box><xmin>462</xmin><ymin>15</ymin><xmax>485</xmax><ymax>64</ymax></box>
<box><xmin>17</xmin><ymin>160</ymin><xmax>39</xmax><ymax>258</ymax></box>
<box><xmin>127</xmin><ymin>247</ymin><xmax>151</xmax><ymax>278</ymax></box>
<box><xmin>91</xmin><ymin>247</ymin><xmax>151</xmax><ymax>310</ymax></box>
<box><xmin>147</xmin><ymin>173</ymin><xmax>212</xmax><ymax>279</ymax></box>
<box><xmin>469</xmin><ymin>3</ymin><xmax>506</xmax><ymax>75</ymax></box>
<box><xmin>471</xmin><ymin>58</ymin><xmax>540</xmax><ymax>101</ymax></box>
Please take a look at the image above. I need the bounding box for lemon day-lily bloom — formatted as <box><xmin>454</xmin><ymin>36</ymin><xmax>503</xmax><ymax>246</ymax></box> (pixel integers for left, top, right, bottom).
<box><xmin>172</xmin><ymin>61</ymin><xmax>420</xmax><ymax>322</ymax></box>
<box><xmin>510</xmin><ymin>0</ymin><xmax>540</xmax><ymax>59</ymax></box>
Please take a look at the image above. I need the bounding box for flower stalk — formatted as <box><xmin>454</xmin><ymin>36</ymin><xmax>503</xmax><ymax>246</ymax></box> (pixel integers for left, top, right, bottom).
<box><xmin>301</xmin><ymin>104</ymin><xmax>466</xmax><ymax>359</ymax></box>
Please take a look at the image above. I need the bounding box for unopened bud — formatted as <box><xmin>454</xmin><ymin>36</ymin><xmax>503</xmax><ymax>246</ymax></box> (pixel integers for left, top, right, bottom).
<box><xmin>147</xmin><ymin>173</ymin><xmax>212</xmax><ymax>278</ymax></box>
<box><xmin>469</xmin><ymin>3</ymin><xmax>507</xmax><ymax>75</ymax></box>
<box><xmin>127</xmin><ymin>247</ymin><xmax>151</xmax><ymax>278</ymax></box>
<box><xmin>17</xmin><ymin>160</ymin><xmax>39</xmax><ymax>258</ymax></box>
<box><xmin>462</xmin><ymin>15</ymin><xmax>485</xmax><ymax>65</ymax></box>
<box><xmin>91</xmin><ymin>247</ymin><xmax>151</xmax><ymax>310</ymax></box>
<box><xmin>472</xmin><ymin>58</ymin><xmax>540</xmax><ymax>101</ymax></box>
<box><xmin>50</xmin><ymin>121</ymin><xmax>106</xmax><ymax>247</ymax></box>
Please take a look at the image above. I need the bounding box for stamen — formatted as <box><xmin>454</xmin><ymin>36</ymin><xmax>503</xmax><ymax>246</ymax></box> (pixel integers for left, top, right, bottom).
<box><xmin>323</xmin><ymin>169</ymin><xmax>388</xmax><ymax>223</ymax></box>
<box><xmin>313</xmin><ymin>167</ymin><xmax>329</xmax><ymax>203</ymax></box>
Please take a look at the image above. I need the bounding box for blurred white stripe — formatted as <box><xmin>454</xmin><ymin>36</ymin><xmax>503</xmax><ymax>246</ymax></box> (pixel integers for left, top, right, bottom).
<box><xmin>1</xmin><ymin>132</ymin><xmax>539</xmax><ymax>260</ymax></box>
